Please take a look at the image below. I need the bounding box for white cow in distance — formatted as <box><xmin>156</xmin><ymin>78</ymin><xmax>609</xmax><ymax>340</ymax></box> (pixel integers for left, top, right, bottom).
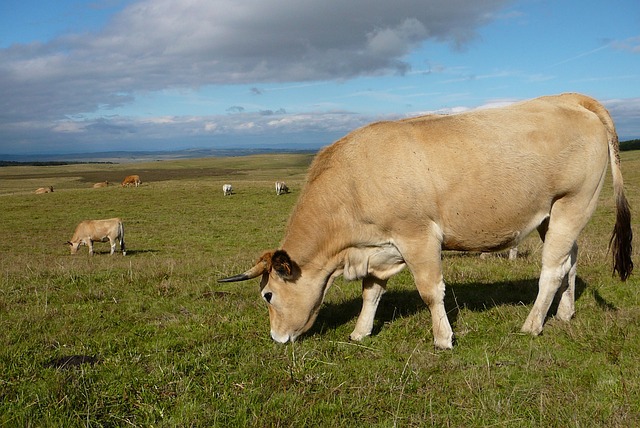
<box><xmin>67</xmin><ymin>218</ymin><xmax>126</xmax><ymax>256</ymax></box>
<box><xmin>223</xmin><ymin>184</ymin><xmax>233</xmax><ymax>196</ymax></box>
<box><xmin>480</xmin><ymin>247</ymin><xmax>519</xmax><ymax>260</ymax></box>
<box><xmin>275</xmin><ymin>181</ymin><xmax>289</xmax><ymax>195</ymax></box>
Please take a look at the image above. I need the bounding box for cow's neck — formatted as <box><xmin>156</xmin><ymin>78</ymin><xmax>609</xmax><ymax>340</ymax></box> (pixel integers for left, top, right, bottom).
<box><xmin>280</xmin><ymin>196</ymin><xmax>351</xmax><ymax>276</ymax></box>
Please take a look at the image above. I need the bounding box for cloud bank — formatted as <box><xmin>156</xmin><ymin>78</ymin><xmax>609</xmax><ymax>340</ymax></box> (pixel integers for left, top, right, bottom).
<box><xmin>0</xmin><ymin>0</ymin><xmax>513</xmax><ymax>153</ymax></box>
<box><xmin>1</xmin><ymin>0</ymin><xmax>638</xmax><ymax>155</ymax></box>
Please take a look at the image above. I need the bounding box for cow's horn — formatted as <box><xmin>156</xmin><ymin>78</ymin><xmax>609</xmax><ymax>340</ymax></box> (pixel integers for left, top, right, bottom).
<box><xmin>218</xmin><ymin>262</ymin><xmax>267</xmax><ymax>283</ymax></box>
<box><xmin>217</xmin><ymin>273</ymin><xmax>250</xmax><ymax>283</ymax></box>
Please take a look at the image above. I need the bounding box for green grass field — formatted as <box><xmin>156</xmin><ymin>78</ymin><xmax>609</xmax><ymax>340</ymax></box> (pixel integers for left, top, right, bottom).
<box><xmin>1</xmin><ymin>151</ymin><xmax>639</xmax><ymax>427</ymax></box>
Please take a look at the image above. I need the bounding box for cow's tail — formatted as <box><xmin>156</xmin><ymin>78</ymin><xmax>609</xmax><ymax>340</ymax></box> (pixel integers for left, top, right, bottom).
<box><xmin>579</xmin><ymin>95</ymin><xmax>633</xmax><ymax>280</ymax></box>
<box><xmin>119</xmin><ymin>221</ymin><xmax>126</xmax><ymax>256</ymax></box>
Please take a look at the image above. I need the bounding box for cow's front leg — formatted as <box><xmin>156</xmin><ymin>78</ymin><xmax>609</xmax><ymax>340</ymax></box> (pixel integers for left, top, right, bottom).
<box><xmin>349</xmin><ymin>276</ymin><xmax>387</xmax><ymax>341</ymax></box>
<box><xmin>401</xmin><ymin>235</ymin><xmax>453</xmax><ymax>349</ymax></box>
<box><xmin>418</xmin><ymin>275</ymin><xmax>453</xmax><ymax>349</ymax></box>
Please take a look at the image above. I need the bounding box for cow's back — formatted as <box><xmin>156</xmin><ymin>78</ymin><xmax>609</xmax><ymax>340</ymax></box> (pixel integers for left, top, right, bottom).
<box><xmin>73</xmin><ymin>218</ymin><xmax>122</xmax><ymax>237</ymax></box>
<box><xmin>122</xmin><ymin>175</ymin><xmax>140</xmax><ymax>186</ymax></box>
<box><xmin>293</xmin><ymin>94</ymin><xmax>611</xmax><ymax>252</ymax></box>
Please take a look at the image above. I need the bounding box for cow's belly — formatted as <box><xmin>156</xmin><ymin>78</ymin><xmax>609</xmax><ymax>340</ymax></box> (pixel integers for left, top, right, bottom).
<box><xmin>441</xmin><ymin>210</ymin><xmax>549</xmax><ymax>252</ymax></box>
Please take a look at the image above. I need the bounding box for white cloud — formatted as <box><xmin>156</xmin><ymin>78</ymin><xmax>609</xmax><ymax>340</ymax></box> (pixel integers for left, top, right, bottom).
<box><xmin>0</xmin><ymin>0</ymin><xmax>510</xmax><ymax>127</ymax></box>
<box><xmin>5</xmin><ymin>1</ymin><xmax>637</xmax><ymax>154</ymax></box>
<box><xmin>365</xmin><ymin>18</ymin><xmax>428</xmax><ymax>58</ymax></box>
<box><xmin>604</xmin><ymin>97</ymin><xmax>640</xmax><ymax>139</ymax></box>
<box><xmin>52</xmin><ymin>121</ymin><xmax>85</xmax><ymax>133</ymax></box>
<box><xmin>611</xmin><ymin>36</ymin><xmax>640</xmax><ymax>54</ymax></box>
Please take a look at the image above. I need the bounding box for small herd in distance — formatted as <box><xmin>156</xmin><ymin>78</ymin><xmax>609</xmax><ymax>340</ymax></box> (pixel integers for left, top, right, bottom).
<box><xmin>36</xmin><ymin>174</ymin><xmax>143</xmax><ymax>194</ymax></box>
<box><xmin>37</xmin><ymin>177</ymin><xmax>290</xmax><ymax>197</ymax></box>
<box><xmin>222</xmin><ymin>181</ymin><xmax>290</xmax><ymax>196</ymax></box>
<box><xmin>44</xmin><ymin>174</ymin><xmax>290</xmax><ymax>256</ymax></box>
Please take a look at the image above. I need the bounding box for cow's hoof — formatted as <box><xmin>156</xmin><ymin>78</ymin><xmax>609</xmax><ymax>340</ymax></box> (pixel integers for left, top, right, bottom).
<box><xmin>520</xmin><ymin>322</ymin><xmax>543</xmax><ymax>336</ymax></box>
<box><xmin>349</xmin><ymin>331</ymin><xmax>368</xmax><ymax>342</ymax></box>
<box><xmin>433</xmin><ymin>336</ymin><xmax>454</xmax><ymax>350</ymax></box>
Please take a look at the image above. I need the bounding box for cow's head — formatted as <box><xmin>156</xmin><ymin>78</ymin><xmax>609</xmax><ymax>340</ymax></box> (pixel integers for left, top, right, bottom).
<box><xmin>219</xmin><ymin>250</ymin><xmax>329</xmax><ymax>343</ymax></box>
<box><xmin>66</xmin><ymin>241</ymin><xmax>81</xmax><ymax>254</ymax></box>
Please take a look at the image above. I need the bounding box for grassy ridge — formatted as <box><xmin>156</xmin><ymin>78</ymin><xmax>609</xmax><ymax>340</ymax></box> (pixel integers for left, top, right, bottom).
<box><xmin>0</xmin><ymin>152</ymin><xmax>639</xmax><ymax>427</ymax></box>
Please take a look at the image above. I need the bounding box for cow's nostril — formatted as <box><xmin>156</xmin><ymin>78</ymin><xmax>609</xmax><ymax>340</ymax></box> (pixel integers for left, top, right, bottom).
<box><xmin>263</xmin><ymin>292</ymin><xmax>273</xmax><ymax>303</ymax></box>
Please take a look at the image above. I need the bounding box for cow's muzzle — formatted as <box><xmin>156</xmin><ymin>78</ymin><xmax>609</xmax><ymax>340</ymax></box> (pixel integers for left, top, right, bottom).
<box><xmin>271</xmin><ymin>330</ymin><xmax>292</xmax><ymax>343</ymax></box>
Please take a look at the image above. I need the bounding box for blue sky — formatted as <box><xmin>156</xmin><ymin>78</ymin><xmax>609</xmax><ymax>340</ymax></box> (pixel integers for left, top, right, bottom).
<box><xmin>1</xmin><ymin>0</ymin><xmax>639</xmax><ymax>155</ymax></box>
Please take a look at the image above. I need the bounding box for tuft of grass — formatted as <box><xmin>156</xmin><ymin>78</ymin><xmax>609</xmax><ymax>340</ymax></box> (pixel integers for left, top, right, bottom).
<box><xmin>0</xmin><ymin>152</ymin><xmax>639</xmax><ymax>427</ymax></box>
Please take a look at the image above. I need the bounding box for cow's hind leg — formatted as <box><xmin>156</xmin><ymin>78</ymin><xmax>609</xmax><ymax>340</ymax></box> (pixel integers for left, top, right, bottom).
<box><xmin>522</xmin><ymin>201</ymin><xmax>588</xmax><ymax>335</ymax></box>
<box><xmin>109</xmin><ymin>238</ymin><xmax>116</xmax><ymax>255</ymax></box>
<box><xmin>555</xmin><ymin>243</ymin><xmax>578</xmax><ymax>321</ymax></box>
<box><xmin>535</xmin><ymin>219</ymin><xmax>577</xmax><ymax>322</ymax></box>
<box><xmin>522</xmin><ymin>245</ymin><xmax>575</xmax><ymax>335</ymax></box>
<box><xmin>349</xmin><ymin>276</ymin><xmax>387</xmax><ymax>341</ymax></box>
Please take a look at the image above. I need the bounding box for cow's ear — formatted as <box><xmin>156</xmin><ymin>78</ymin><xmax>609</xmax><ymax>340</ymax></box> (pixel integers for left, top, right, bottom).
<box><xmin>271</xmin><ymin>250</ymin><xmax>295</xmax><ymax>280</ymax></box>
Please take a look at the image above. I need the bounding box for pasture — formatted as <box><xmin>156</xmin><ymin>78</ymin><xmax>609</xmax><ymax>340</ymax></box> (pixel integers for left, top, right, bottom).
<box><xmin>1</xmin><ymin>151</ymin><xmax>639</xmax><ymax>427</ymax></box>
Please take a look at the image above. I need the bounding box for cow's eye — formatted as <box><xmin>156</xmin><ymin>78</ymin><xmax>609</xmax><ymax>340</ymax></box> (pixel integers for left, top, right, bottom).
<box><xmin>263</xmin><ymin>292</ymin><xmax>273</xmax><ymax>304</ymax></box>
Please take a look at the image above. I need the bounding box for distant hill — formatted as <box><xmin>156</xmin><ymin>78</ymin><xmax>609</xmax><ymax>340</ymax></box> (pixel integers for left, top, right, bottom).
<box><xmin>2</xmin><ymin>140</ymin><xmax>638</xmax><ymax>165</ymax></box>
<box><xmin>0</xmin><ymin>147</ymin><xmax>316</xmax><ymax>165</ymax></box>
<box><xmin>0</xmin><ymin>160</ymin><xmax>114</xmax><ymax>167</ymax></box>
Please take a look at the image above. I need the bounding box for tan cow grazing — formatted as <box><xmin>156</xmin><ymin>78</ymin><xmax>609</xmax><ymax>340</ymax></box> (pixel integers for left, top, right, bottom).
<box><xmin>121</xmin><ymin>175</ymin><xmax>141</xmax><ymax>187</ymax></box>
<box><xmin>67</xmin><ymin>218</ymin><xmax>126</xmax><ymax>255</ymax></box>
<box><xmin>219</xmin><ymin>93</ymin><xmax>633</xmax><ymax>349</ymax></box>
<box><xmin>92</xmin><ymin>181</ymin><xmax>109</xmax><ymax>188</ymax></box>
<box><xmin>35</xmin><ymin>186</ymin><xmax>54</xmax><ymax>194</ymax></box>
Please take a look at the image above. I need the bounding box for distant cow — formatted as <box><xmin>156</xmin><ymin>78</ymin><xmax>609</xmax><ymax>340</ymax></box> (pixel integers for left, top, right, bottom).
<box><xmin>35</xmin><ymin>186</ymin><xmax>54</xmax><ymax>194</ymax></box>
<box><xmin>67</xmin><ymin>218</ymin><xmax>126</xmax><ymax>255</ymax></box>
<box><xmin>121</xmin><ymin>175</ymin><xmax>141</xmax><ymax>187</ymax></box>
<box><xmin>480</xmin><ymin>247</ymin><xmax>519</xmax><ymax>260</ymax></box>
<box><xmin>275</xmin><ymin>181</ymin><xmax>289</xmax><ymax>195</ymax></box>
<box><xmin>223</xmin><ymin>184</ymin><xmax>233</xmax><ymax>196</ymax></box>
<box><xmin>93</xmin><ymin>181</ymin><xmax>109</xmax><ymax>188</ymax></box>
<box><xmin>219</xmin><ymin>93</ymin><xmax>633</xmax><ymax>349</ymax></box>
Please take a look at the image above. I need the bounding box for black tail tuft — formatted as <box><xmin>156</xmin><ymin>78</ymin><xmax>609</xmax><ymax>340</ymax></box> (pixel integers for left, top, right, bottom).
<box><xmin>610</xmin><ymin>193</ymin><xmax>633</xmax><ymax>281</ymax></box>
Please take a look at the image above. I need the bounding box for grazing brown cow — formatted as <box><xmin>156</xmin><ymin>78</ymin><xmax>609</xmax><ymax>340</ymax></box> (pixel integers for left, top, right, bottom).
<box><xmin>35</xmin><ymin>186</ymin><xmax>54</xmax><ymax>194</ymax></box>
<box><xmin>67</xmin><ymin>218</ymin><xmax>126</xmax><ymax>255</ymax></box>
<box><xmin>92</xmin><ymin>181</ymin><xmax>109</xmax><ymax>188</ymax></box>
<box><xmin>121</xmin><ymin>175</ymin><xmax>141</xmax><ymax>187</ymax></box>
<box><xmin>220</xmin><ymin>93</ymin><xmax>633</xmax><ymax>349</ymax></box>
